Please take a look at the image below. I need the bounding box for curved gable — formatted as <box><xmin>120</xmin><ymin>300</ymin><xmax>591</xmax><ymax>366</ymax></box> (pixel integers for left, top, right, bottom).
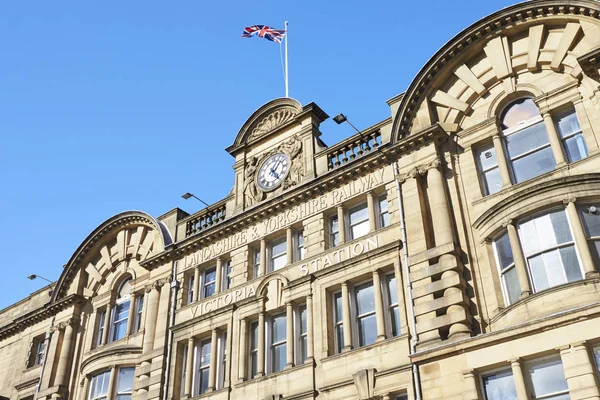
<box><xmin>391</xmin><ymin>0</ymin><xmax>600</xmax><ymax>141</ymax></box>
<box><xmin>51</xmin><ymin>210</ymin><xmax>172</xmax><ymax>302</ymax></box>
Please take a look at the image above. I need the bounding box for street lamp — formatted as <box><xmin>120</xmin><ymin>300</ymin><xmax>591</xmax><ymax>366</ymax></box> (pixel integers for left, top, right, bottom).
<box><xmin>27</xmin><ymin>274</ymin><xmax>54</xmax><ymax>284</ymax></box>
<box><xmin>181</xmin><ymin>192</ymin><xmax>210</xmax><ymax>207</ymax></box>
<box><xmin>333</xmin><ymin>113</ymin><xmax>361</xmax><ymax>134</ymax></box>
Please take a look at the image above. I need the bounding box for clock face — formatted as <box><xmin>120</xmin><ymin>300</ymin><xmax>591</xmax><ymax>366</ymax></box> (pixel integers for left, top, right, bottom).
<box><xmin>257</xmin><ymin>153</ymin><xmax>290</xmax><ymax>191</ymax></box>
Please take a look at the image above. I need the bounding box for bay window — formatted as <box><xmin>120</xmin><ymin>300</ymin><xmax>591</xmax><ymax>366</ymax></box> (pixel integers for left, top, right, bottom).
<box><xmin>518</xmin><ymin>209</ymin><xmax>582</xmax><ymax>292</ymax></box>
<box><xmin>492</xmin><ymin>232</ymin><xmax>520</xmax><ymax>305</ymax></box>
<box><xmin>111</xmin><ymin>278</ymin><xmax>132</xmax><ymax>342</ymax></box>
<box><xmin>115</xmin><ymin>367</ymin><xmax>134</xmax><ymax>400</ymax></box>
<box><xmin>349</xmin><ymin>203</ymin><xmax>370</xmax><ymax>240</ymax></box>
<box><xmin>88</xmin><ymin>370</ymin><xmax>110</xmax><ymax>400</ymax></box>
<box><xmin>556</xmin><ymin>109</ymin><xmax>588</xmax><ymax>163</ymax></box>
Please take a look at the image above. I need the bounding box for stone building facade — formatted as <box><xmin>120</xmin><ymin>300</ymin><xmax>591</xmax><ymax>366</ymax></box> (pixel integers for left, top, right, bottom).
<box><xmin>3</xmin><ymin>1</ymin><xmax>600</xmax><ymax>399</ymax></box>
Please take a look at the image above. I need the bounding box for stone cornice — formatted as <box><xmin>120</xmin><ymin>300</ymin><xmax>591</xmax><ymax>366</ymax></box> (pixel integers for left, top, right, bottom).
<box><xmin>0</xmin><ymin>294</ymin><xmax>84</xmax><ymax>340</ymax></box>
<box><xmin>391</xmin><ymin>0</ymin><xmax>600</xmax><ymax>141</ymax></box>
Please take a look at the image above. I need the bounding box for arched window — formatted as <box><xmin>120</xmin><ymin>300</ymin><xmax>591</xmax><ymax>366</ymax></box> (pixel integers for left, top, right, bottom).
<box><xmin>111</xmin><ymin>277</ymin><xmax>132</xmax><ymax>342</ymax></box>
<box><xmin>501</xmin><ymin>98</ymin><xmax>556</xmax><ymax>183</ymax></box>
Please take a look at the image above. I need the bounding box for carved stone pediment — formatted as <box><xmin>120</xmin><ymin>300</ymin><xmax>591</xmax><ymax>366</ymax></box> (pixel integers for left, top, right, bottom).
<box><xmin>248</xmin><ymin>108</ymin><xmax>297</xmax><ymax>141</ymax></box>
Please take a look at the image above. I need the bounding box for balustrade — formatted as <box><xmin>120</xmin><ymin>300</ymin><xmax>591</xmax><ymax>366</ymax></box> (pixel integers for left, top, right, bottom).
<box><xmin>327</xmin><ymin>130</ymin><xmax>381</xmax><ymax>170</ymax></box>
<box><xmin>185</xmin><ymin>203</ymin><xmax>227</xmax><ymax>237</ymax></box>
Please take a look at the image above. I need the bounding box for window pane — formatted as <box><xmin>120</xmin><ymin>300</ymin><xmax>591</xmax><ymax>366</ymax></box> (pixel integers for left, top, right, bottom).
<box><xmin>355</xmin><ymin>282</ymin><xmax>375</xmax><ymax>315</ymax></box>
<box><xmin>272</xmin><ymin>314</ymin><xmax>286</xmax><ymax>343</ymax></box>
<box><xmin>330</xmin><ymin>216</ymin><xmax>339</xmax><ymax>234</ymax></box>
<box><xmin>511</xmin><ymin>146</ymin><xmax>555</xmax><ymax>183</ymax></box>
<box><xmin>528</xmin><ymin>358</ymin><xmax>569</xmax><ymax>398</ymax></box>
<box><xmin>390</xmin><ymin>306</ymin><xmax>401</xmax><ymax>337</ymax></box>
<box><xmin>503</xmin><ymin>267</ymin><xmax>521</xmax><ymax>305</ymax></box>
<box><xmin>542</xmin><ymin>250</ymin><xmax>566</xmax><ymax>288</ymax></box>
<box><xmin>300</xmin><ymin>306</ymin><xmax>307</xmax><ymax>334</ymax></box>
<box><xmin>204</xmin><ymin>268</ymin><xmax>216</xmax><ymax>283</ymax></box>
<box><xmin>113</xmin><ymin>320</ymin><xmax>127</xmax><ymax>341</ymax></box>
<box><xmin>116</xmin><ymin>368</ymin><xmax>134</xmax><ymax>394</ymax></box>
<box><xmin>349</xmin><ymin>204</ymin><xmax>369</xmax><ymax>225</ymax></box>
<box><xmin>334</xmin><ymin>293</ymin><xmax>343</xmax><ymax>323</ymax></box>
<box><xmin>580</xmin><ymin>205</ymin><xmax>600</xmax><ymax>237</ymax></box>
<box><xmin>501</xmin><ymin>98</ymin><xmax>540</xmax><ymax>129</ymax></box>
<box><xmin>200</xmin><ymin>368</ymin><xmax>209</xmax><ymax>394</ymax></box>
<box><xmin>564</xmin><ymin>134</ymin><xmax>588</xmax><ymax>163</ymax></box>
<box><xmin>271</xmin><ymin>238</ymin><xmax>287</xmax><ymax>256</ymax></box>
<box><xmin>358</xmin><ymin>314</ymin><xmax>377</xmax><ymax>346</ymax></box>
<box><xmin>519</xmin><ymin>218</ymin><xmax>541</xmax><ymax>256</ymax></box>
<box><xmin>560</xmin><ymin>246</ymin><xmax>582</xmax><ymax>283</ymax></box>
<box><xmin>529</xmin><ymin>254</ymin><xmax>550</xmax><ymax>292</ymax></box>
<box><xmin>495</xmin><ymin>232</ymin><xmax>514</xmax><ymax>271</ymax></box>
<box><xmin>200</xmin><ymin>341</ymin><xmax>211</xmax><ymax>367</ymax></box>
<box><xmin>482</xmin><ymin>370</ymin><xmax>518</xmax><ymax>400</ymax></box>
<box><xmin>476</xmin><ymin>144</ymin><xmax>499</xmax><ymax>171</ymax></box>
<box><xmin>483</xmin><ymin>168</ymin><xmax>502</xmax><ymax>195</ymax></box>
<box><xmin>550</xmin><ymin>210</ymin><xmax>572</xmax><ymax>245</ymax></box>
<box><xmin>204</xmin><ymin>283</ymin><xmax>215</xmax><ymax>298</ymax></box>
<box><xmin>272</xmin><ymin>254</ymin><xmax>287</xmax><ymax>271</ymax></box>
<box><xmin>386</xmin><ymin>275</ymin><xmax>398</xmax><ymax>305</ymax></box>
<box><xmin>594</xmin><ymin>348</ymin><xmax>600</xmax><ymax>373</ymax></box>
<box><xmin>335</xmin><ymin>325</ymin><xmax>344</xmax><ymax>352</ymax></box>
<box><xmin>505</xmin><ymin>121</ymin><xmax>549</xmax><ymax>159</ymax></box>
<box><xmin>118</xmin><ymin>279</ymin><xmax>131</xmax><ymax>298</ymax></box>
<box><xmin>556</xmin><ymin>111</ymin><xmax>581</xmax><ymax>138</ymax></box>
<box><xmin>272</xmin><ymin>344</ymin><xmax>286</xmax><ymax>372</ymax></box>
<box><xmin>591</xmin><ymin>240</ymin><xmax>600</xmax><ymax>267</ymax></box>
<box><xmin>351</xmin><ymin>220</ymin><xmax>370</xmax><ymax>239</ymax></box>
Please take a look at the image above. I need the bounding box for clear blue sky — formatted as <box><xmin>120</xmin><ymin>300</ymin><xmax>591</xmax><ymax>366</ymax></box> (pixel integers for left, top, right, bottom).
<box><xmin>0</xmin><ymin>0</ymin><xmax>517</xmax><ymax>309</ymax></box>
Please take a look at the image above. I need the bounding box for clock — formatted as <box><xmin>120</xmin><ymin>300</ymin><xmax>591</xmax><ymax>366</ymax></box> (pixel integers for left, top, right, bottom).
<box><xmin>256</xmin><ymin>153</ymin><xmax>290</xmax><ymax>191</ymax></box>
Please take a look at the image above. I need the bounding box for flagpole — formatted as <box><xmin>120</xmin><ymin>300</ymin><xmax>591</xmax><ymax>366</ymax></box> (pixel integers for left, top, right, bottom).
<box><xmin>285</xmin><ymin>20</ymin><xmax>289</xmax><ymax>98</ymax></box>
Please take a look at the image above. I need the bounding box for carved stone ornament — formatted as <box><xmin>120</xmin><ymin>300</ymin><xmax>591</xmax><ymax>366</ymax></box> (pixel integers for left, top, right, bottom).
<box><xmin>243</xmin><ymin>135</ymin><xmax>303</xmax><ymax>208</ymax></box>
<box><xmin>248</xmin><ymin>108</ymin><xmax>297</xmax><ymax>141</ymax></box>
<box><xmin>353</xmin><ymin>368</ymin><xmax>376</xmax><ymax>400</ymax></box>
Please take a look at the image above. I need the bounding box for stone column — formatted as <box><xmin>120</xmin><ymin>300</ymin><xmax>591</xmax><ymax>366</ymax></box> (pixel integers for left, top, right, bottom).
<box><xmin>341</xmin><ymin>282</ymin><xmax>353</xmax><ymax>351</ymax></box>
<box><xmin>259</xmin><ymin>239</ymin><xmax>267</xmax><ymax>276</ymax></box>
<box><xmin>463</xmin><ymin>370</ymin><xmax>479</xmax><ymax>400</ymax></box>
<box><xmin>505</xmin><ymin>220</ymin><xmax>532</xmax><ymax>297</ymax></box>
<box><xmin>510</xmin><ymin>359</ymin><xmax>530</xmax><ymax>400</ymax></box>
<box><xmin>367</xmin><ymin>191</ymin><xmax>377</xmax><ymax>231</ymax></box>
<box><xmin>192</xmin><ymin>267</ymin><xmax>200</xmax><ymax>303</ymax></box>
<box><xmin>208</xmin><ymin>329</ymin><xmax>218</xmax><ymax>391</ymax></box>
<box><xmin>559</xmin><ymin>342</ymin><xmax>600</xmax><ymax>400</ymax></box>
<box><xmin>492</xmin><ymin>133</ymin><xmax>512</xmax><ymax>187</ymax></box>
<box><xmin>285</xmin><ymin>302</ymin><xmax>294</xmax><ymax>368</ymax></box>
<box><xmin>102</xmin><ymin>303</ymin><xmax>112</xmax><ymax>345</ymax></box>
<box><xmin>55</xmin><ymin>319</ymin><xmax>77</xmax><ymax>388</ymax></box>
<box><xmin>185</xmin><ymin>338</ymin><xmax>194</xmax><ymax>397</ymax></box>
<box><xmin>106</xmin><ymin>365</ymin><xmax>118</xmax><ymax>400</ymax></box>
<box><xmin>238</xmin><ymin>319</ymin><xmax>247</xmax><ymax>381</ymax></box>
<box><xmin>286</xmin><ymin>228</ymin><xmax>294</xmax><ymax>265</ymax></box>
<box><xmin>337</xmin><ymin>206</ymin><xmax>346</xmax><ymax>244</ymax></box>
<box><xmin>125</xmin><ymin>293</ymin><xmax>136</xmax><ymax>336</ymax></box>
<box><xmin>542</xmin><ymin>112</ymin><xmax>566</xmax><ymax>165</ymax></box>
<box><xmin>142</xmin><ymin>282</ymin><xmax>161</xmax><ymax>353</ymax></box>
<box><xmin>564</xmin><ymin>198</ymin><xmax>598</xmax><ymax>277</ymax></box>
<box><xmin>372</xmin><ymin>270</ymin><xmax>386</xmax><ymax>341</ymax></box>
<box><xmin>256</xmin><ymin>308</ymin><xmax>265</xmax><ymax>377</ymax></box>
<box><xmin>306</xmin><ymin>294</ymin><xmax>314</xmax><ymax>362</ymax></box>
<box><xmin>215</xmin><ymin>258</ymin><xmax>223</xmax><ymax>294</ymax></box>
<box><xmin>426</xmin><ymin>160</ymin><xmax>454</xmax><ymax>246</ymax></box>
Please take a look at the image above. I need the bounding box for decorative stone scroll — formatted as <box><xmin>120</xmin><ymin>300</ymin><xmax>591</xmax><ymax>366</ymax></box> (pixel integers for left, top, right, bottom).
<box><xmin>248</xmin><ymin>108</ymin><xmax>297</xmax><ymax>141</ymax></box>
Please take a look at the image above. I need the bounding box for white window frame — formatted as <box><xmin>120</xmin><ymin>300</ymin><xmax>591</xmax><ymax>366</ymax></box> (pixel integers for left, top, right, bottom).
<box><xmin>180</xmin><ymin>342</ymin><xmax>188</xmax><ymax>397</ymax></box>
<box><xmin>249</xmin><ymin>321</ymin><xmax>259</xmax><ymax>378</ymax></box>
<box><xmin>474</xmin><ymin>142</ymin><xmax>501</xmax><ymax>196</ymax></box>
<box><xmin>479</xmin><ymin>366</ymin><xmax>517</xmax><ymax>400</ymax></box>
<box><xmin>329</xmin><ymin>215</ymin><xmax>340</xmax><ymax>248</ymax></box>
<box><xmin>295</xmin><ymin>231</ymin><xmax>306</xmax><ymax>261</ymax></box>
<box><xmin>492</xmin><ymin>232</ymin><xmax>519</xmax><ymax>306</ymax></box>
<box><xmin>383</xmin><ymin>273</ymin><xmax>400</xmax><ymax>338</ymax></box>
<box><xmin>115</xmin><ymin>367</ymin><xmax>135</xmax><ymax>400</ymax></box>
<box><xmin>348</xmin><ymin>202</ymin><xmax>370</xmax><ymax>240</ymax></box>
<box><xmin>351</xmin><ymin>279</ymin><xmax>377</xmax><ymax>348</ymax></box>
<box><xmin>332</xmin><ymin>291</ymin><xmax>344</xmax><ymax>354</ymax></box>
<box><xmin>96</xmin><ymin>309</ymin><xmax>106</xmax><ymax>348</ymax></box>
<box><xmin>378</xmin><ymin>194</ymin><xmax>390</xmax><ymax>228</ymax></box>
<box><xmin>111</xmin><ymin>279</ymin><xmax>132</xmax><ymax>343</ymax></box>
<box><xmin>267</xmin><ymin>313</ymin><xmax>287</xmax><ymax>374</ymax></box>
<box><xmin>295</xmin><ymin>304</ymin><xmax>308</xmax><ymax>365</ymax></box>
<box><xmin>269</xmin><ymin>236</ymin><xmax>288</xmax><ymax>272</ymax></box>
<box><xmin>216</xmin><ymin>331</ymin><xmax>227</xmax><ymax>389</ymax></box>
<box><xmin>133</xmin><ymin>294</ymin><xmax>144</xmax><ymax>333</ymax></box>
<box><xmin>524</xmin><ymin>356</ymin><xmax>570</xmax><ymax>399</ymax></box>
<box><xmin>202</xmin><ymin>267</ymin><xmax>217</xmax><ymax>299</ymax></box>
<box><xmin>88</xmin><ymin>370</ymin><xmax>111</xmax><ymax>400</ymax></box>
<box><xmin>518</xmin><ymin>208</ymin><xmax>585</xmax><ymax>293</ymax></box>
<box><xmin>555</xmin><ymin>107</ymin><xmax>587</xmax><ymax>163</ymax></box>
<box><xmin>222</xmin><ymin>260</ymin><xmax>232</xmax><ymax>291</ymax></box>
<box><xmin>187</xmin><ymin>275</ymin><xmax>195</xmax><ymax>304</ymax></box>
<box><xmin>193</xmin><ymin>338</ymin><xmax>212</xmax><ymax>396</ymax></box>
<box><xmin>252</xmin><ymin>248</ymin><xmax>261</xmax><ymax>279</ymax></box>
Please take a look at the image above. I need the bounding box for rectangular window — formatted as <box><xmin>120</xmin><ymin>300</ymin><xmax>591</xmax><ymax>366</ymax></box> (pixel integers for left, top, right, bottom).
<box><xmin>28</xmin><ymin>334</ymin><xmax>45</xmax><ymax>367</ymax></box>
<box><xmin>115</xmin><ymin>367</ymin><xmax>134</xmax><ymax>400</ymax></box>
<box><xmin>482</xmin><ymin>369</ymin><xmax>518</xmax><ymax>400</ymax></box>
<box><xmin>518</xmin><ymin>209</ymin><xmax>583</xmax><ymax>292</ymax></box>
<box><xmin>187</xmin><ymin>275</ymin><xmax>195</xmax><ymax>304</ymax></box>
<box><xmin>349</xmin><ymin>203</ymin><xmax>370</xmax><ymax>240</ymax></box>
<box><xmin>378</xmin><ymin>195</ymin><xmax>390</xmax><ymax>227</ymax></box>
<box><xmin>556</xmin><ymin>109</ymin><xmax>588</xmax><ymax>163</ymax></box>
<box><xmin>270</xmin><ymin>313</ymin><xmax>287</xmax><ymax>373</ymax></box>
<box><xmin>297</xmin><ymin>305</ymin><xmax>308</xmax><ymax>364</ymax></box>
<box><xmin>330</xmin><ymin>216</ymin><xmax>340</xmax><ymax>248</ymax></box>
<box><xmin>203</xmin><ymin>267</ymin><xmax>216</xmax><ymax>298</ymax></box>
<box><xmin>253</xmin><ymin>249</ymin><xmax>261</xmax><ymax>279</ymax></box>
<box><xmin>217</xmin><ymin>332</ymin><xmax>227</xmax><ymax>389</ymax></box>
<box><xmin>111</xmin><ymin>300</ymin><xmax>130</xmax><ymax>342</ymax></box>
<box><xmin>493</xmin><ymin>232</ymin><xmax>521</xmax><ymax>305</ymax></box>
<box><xmin>526</xmin><ymin>357</ymin><xmax>569</xmax><ymax>399</ymax></box>
<box><xmin>354</xmin><ymin>281</ymin><xmax>377</xmax><ymax>347</ymax></box>
<box><xmin>475</xmin><ymin>143</ymin><xmax>502</xmax><ymax>195</ymax></box>
<box><xmin>88</xmin><ymin>370</ymin><xmax>111</xmax><ymax>400</ymax></box>
<box><xmin>96</xmin><ymin>309</ymin><xmax>106</xmax><ymax>348</ymax></box>
<box><xmin>296</xmin><ymin>231</ymin><xmax>306</xmax><ymax>261</ymax></box>
<box><xmin>270</xmin><ymin>237</ymin><xmax>288</xmax><ymax>271</ymax></box>
<box><xmin>579</xmin><ymin>203</ymin><xmax>600</xmax><ymax>266</ymax></box>
<box><xmin>333</xmin><ymin>292</ymin><xmax>344</xmax><ymax>354</ymax></box>
<box><xmin>249</xmin><ymin>321</ymin><xmax>259</xmax><ymax>378</ymax></box>
<box><xmin>180</xmin><ymin>343</ymin><xmax>188</xmax><ymax>397</ymax></box>
<box><xmin>223</xmin><ymin>261</ymin><xmax>232</xmax><ymax>291</ymax></box>
<box><xmin>385</xmin><ymin>274</ymin><xmax>401</xmax><ymax>337</ymax></box>
<box><xmin>194</xmin><ymin>339</ymin><xmax>211</xmax><ymax>395</ymax></box>
<box><xmin>133</xmin><ymin>294</ymin><xmax>144</xmax><ymax>333</ymax></box>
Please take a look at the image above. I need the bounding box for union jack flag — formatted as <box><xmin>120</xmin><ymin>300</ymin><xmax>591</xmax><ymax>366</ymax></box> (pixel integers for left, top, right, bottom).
<box><xmin>242</xmin><ymin>25</ymin><xmax>286</xmax><ymax>44</ymax></box>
